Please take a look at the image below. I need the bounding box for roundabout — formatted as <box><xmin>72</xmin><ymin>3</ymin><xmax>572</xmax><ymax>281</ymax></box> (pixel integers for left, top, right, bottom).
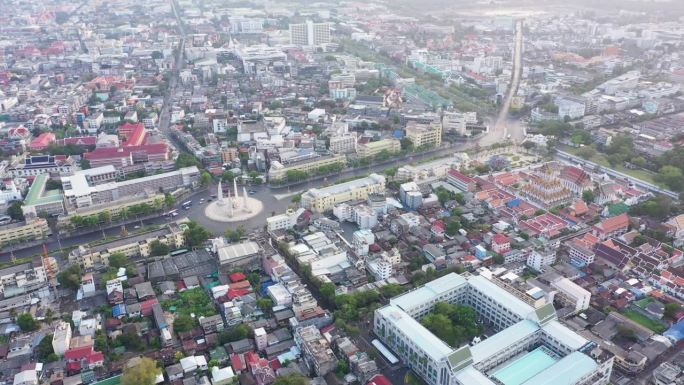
<box><xmin>203</xmin><ymin>180</ymin><xmax>263</xmax><ymax>223</ymax></box>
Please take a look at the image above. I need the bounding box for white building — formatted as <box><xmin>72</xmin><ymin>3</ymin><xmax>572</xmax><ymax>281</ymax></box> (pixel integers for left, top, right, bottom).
<box><xmin>353</xmin><ymin>229</ymin><xmax>375</xmax><ymax>257</ymax></box>
<box><xmin>289</xmin><ymin>21</ymin><xmax>331</xmax><ymax>46</ymax></box>
<box><xmin>556</xmin><ymin>96</ymin><xmax>586</xmax><ymax>120</ymax></box>
<box><xmin>254</xmin><ymin>327</ymin><xmax>268</xmax><ymax>351</ymax></box>
<box><xmin>266</xmin><ymin>208</ymin><xmax>305</xmax><ymax>232</ymax></box>
<box><xmin>52</xmin><ymin>321</ymin><xmax>72</xmax><ymax>356</ymax></box>
<box><xmin>551</xmin><ymin>277</ymin><xmax>591</xmax><ymax>313</ymax></box>
<box><xmin>329</xmin><ymin>133</ymin><xmax>357</xmax><ymax>154</ymax></box>
<box><xmin>267</xmin><ymin>284</ymin><xmax>293</xmax><ymax>307</ymax></box>
<box><xmin>527</xmin><ymin>249</ymin><xmax>557</xmax><ymax>272</ymax></box>
<box><xmin>353</xmin><ymin>205</ymin><xmax>378</xmax><ymax>229</ymax></box>
<box><xmin>374</xmin><ymin>273</ymin><xmax>613</xmax><ymax>385</ymax></box>
<box><xmin>367</xmin><ymin>259</ymin><xmax>392</xmax><ymax>281</ymax></box>
<box><xmin>301</xmin><ymin>174</ymin><xmax>386</xmax><ymax>213</ymax></box>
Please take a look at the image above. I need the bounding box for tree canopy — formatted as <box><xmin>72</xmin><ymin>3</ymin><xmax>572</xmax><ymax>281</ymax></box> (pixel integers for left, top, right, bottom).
<box><xmin>17</xmin><ymin>313</ymin><xmax>39</xmax><ymax>332</ymax></box>
<box><xmin>420</xmin><ymin>302</ymin><xmax>483</xmax><ymax>347</ymax></box>
<box><xmin>183</xmin><ymin>221</ymin><xmax>212</xmax><ymax>247</ymax></box>
<box><xmin>122</xmin><ymin>357</ymin><xmax>161</xmax><ymax>385</ymax></box>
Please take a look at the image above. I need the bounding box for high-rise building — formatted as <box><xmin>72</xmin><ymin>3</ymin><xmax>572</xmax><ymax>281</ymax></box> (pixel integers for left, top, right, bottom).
<box><xmin>289</xmin><ymin>20</ymin><xmax>331</xmax><ymax>46</ymax></box>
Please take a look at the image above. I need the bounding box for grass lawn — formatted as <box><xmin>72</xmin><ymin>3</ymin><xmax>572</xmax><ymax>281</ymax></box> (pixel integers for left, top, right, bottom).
<box><xmin>561</xmin><ymin>146</ymin><xmax>663</xmax><ymax>187</ymax></box>
<box><xmin>621</xmin><ymin>309</ymin><xmax>667</xmax><ymax>333</ymax></box>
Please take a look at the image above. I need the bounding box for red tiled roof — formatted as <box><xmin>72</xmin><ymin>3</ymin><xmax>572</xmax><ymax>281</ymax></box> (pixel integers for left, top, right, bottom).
<box><xmin>448</xmin><ymin>169</ymin><xmax>473</xmax><ymax>183</ymax></box>
<box><xmin>229</xmin><ymin>273</ymin><xmax>247</xmax><ymax>282</ymax></box>
<box><xmin>65</xmin><ymin>346</ymin><xmax>93</xmax><ymax>360</ymax></box>
<box><xmin>368</xmin><ymin>375</ymin><xmax>392</xmax><ymax>385</ymax></box>
<box><xmin>88</xmin><ymin>351</ymin><xmax>104</xmax><ymax>364</ymax></box>
<box><xmin>492</xmin><ymin>234</ymin><xmax>510</xmax><ymax>244</ymax></box>
<box><xmin>231</xmin><ymin>353</ymin><xmax>246</xmax><ymax>371</ymax></box>
<box><xmin>595</xmin><ymin>213</ymin><xmax>630</xmax><ymax>233</ymax></box>
<box><xmin>228</xmin><ymin>288</ymin><xmax>251</xmax><ymax>299</ymax></box>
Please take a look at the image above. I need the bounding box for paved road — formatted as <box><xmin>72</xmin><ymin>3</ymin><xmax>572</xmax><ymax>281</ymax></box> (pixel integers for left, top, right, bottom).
<box><xmin>480</xmin><ymin>19</ymin><xmax>524</xmax><ymax>146</ymax></box>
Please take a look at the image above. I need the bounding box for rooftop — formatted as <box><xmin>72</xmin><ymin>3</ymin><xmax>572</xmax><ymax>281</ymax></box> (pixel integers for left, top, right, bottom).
<box><xmin>24</xmin><ymin>174</ymin><xmax>64</xmax><ymax>206</ymax></box>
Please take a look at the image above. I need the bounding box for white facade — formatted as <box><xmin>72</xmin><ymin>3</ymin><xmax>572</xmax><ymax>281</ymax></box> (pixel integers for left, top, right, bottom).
<box><xmin>527</xmin><ymin>249</ymin><xmax>557</xmax><ymax>272</ymax></box>
<box><xmin>289</xmin><ymin>21</ymin><xmax>331</xmax><ymax>46</ymax></box>
<box><xmin>353</xmin><ymin>205</ymin><xmax>378</xmax><ymax>229</ymax></box>
<box><xmin>353</xmin><ymin>229</ymin><xmax>375</xmax><ymax>257</ymax></box>
<box><xmin>551</xmin><ymin>278</ymin><xmax>591</xmax><ymax>313</ymax></box>
<box><xmin>52</xmin><ymin>321</ymin><xmax>72</xmax><ymax>356</ymax></box>
<box><xmin>266</xmin><ymin>208</ymin><xmax>305</xmax><ymax>231</ymax></box>
<box><xmin>367</xmin><ymin>259</ymin><xmax>392</xmax><ymax>281</ymax></box>
<box><xmin>329</xmin><ymin>133</ymin><xmax>357</xmax><ymax>154</ymax></box>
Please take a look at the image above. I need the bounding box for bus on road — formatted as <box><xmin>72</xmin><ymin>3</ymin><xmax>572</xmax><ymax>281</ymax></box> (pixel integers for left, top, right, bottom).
<box><xmin>166</xmin><ymin>209</ymin><xmax>179</xmax><ymax>217</ymax></box>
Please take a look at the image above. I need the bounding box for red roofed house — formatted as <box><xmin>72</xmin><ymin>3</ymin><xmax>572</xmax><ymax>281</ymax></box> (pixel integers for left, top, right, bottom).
<box><xmin>491</xmin><ymin>234</ymin><xmax>511</xmax><ymax>254</ymax></box>
<box><xmin>559</xmin><ymin>166</ymin><xmax>593</xmax><ymax>194</ymax></box>
<box><xmin>246</xmin><ymin>351</ymin><xmax>276</xmax><ymax>385</ymax></box>
<box><xmin>29</xmin><ymin>132</ymin><xmax>55</xmax><ymax>151</ymax></box>
<box><xmin>122</xmin><ymin>123</ymin><xmax>146</xmax><ymax>147</ymax></box>
<box><xmin>447</xmin><ymin>169</ymin><xmax>476</xmax><ymax>192</ymax></box>
<box><xmin>592</xmin><ymin>213</ymin><xmax>630</xmax><ymax>240</ymax></box>
<box><xmin>229</xmin><ymin>272</ymin><xmax>247</xmax><ymax>283</ymax></box>
<box><xmin>230</xmin><ymin>353</ymin><xmax>246</xmax><ymax>373</ymax></box>
<box><xmin>64</xmin><ymin>345</ymin><xmax>104</xmax><ymax>373</ymax></box>
<box><xmin>368</xmin><ymin>374</ymin><xmax>392</xmax><ymax>385</ymax></box>
<box><xmin>431</xmin><ymin>220</ymin><xmax>445</xmax><ymax>237</ymax></box>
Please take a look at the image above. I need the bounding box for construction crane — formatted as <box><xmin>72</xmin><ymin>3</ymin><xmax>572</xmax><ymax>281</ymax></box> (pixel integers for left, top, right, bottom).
<box><xmin>42</xmin><ymin>244</ymin><xmax>58</xmax><ymax>294</ymax></box>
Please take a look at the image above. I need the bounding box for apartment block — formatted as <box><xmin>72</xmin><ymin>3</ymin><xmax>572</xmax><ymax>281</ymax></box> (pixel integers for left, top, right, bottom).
<box><xmin>357</xmin><ymin>139</ymin><xmax>401</xmax><ymax>159</ymax></box>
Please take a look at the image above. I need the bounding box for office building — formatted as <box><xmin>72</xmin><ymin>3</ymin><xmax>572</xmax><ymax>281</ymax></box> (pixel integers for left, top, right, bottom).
<box><xmin>289</xmin><ymin>21</ymin><xmax>331</xmax><ymax>46</ymax></box>
<box><xmin>400</xmin><ymin>182</ymin><xmax>423</xmax><ymax>209</ymax></box>
<box><xmin>329</xmin><ymin>133</ymin><xmax>357</xmax><ymax>154</ymax></box>
<box><xmin>374</xmin><ymin>273</ymin><xmax>614</xmax><ymax>385</ymax></box>
<box><xmin>405</xmin><ymin>122</ymin><xmax>442</xmax><ymax>148</ymax></box>
<box><xmin>301</xmin><ymin>174</ymin><xmax>386</xmax><ymax>212</ymax></box>
<box><xmin>357</xmin><ymin>139</ymin><xmax>401</xmax><ymax>159</ymax></box>
<box><xmin>62</xmin><ymin>166</ymin><xmax>199</xmax><ymax>209</ymax></box>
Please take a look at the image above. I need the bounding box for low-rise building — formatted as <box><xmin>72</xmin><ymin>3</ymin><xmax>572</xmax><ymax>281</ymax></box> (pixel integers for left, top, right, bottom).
<box><xmin>294</xmin><ymin>325</ymin><xmax>338</xmax><ymax>376</ymax></box>
<box><xmin>52</xmin><ymin>321</ymin><xmax>72</xmax><ymax>356</ymax></box>
<box><xmin>447</xmin><ymin>169</ymin><xmax>476</xmax><ymax>192</ymax></box>
<box><xmin>268</xmin><ymin>153</ymin><xmax>346</xmax><ymax>181</ymax></box>
<box><xmin>21</xmin><ymin>174</ymin><xmax>65</xmax><ymax>218</ymax></box>
<box><xmin>357</xmin><ymin>139</ymin><xmax>401</xmax><ymax>159</ymax></box>
<box><xmin>68</xmin><ymin>222</ymin><xmax>185</xmax><ymax>270</ymax></box>
<box><xmin>0</xmin><ymin>219</ymin><xmax>50</xmax><ymax>247</ymax></box>
<box><xmin>301</xmin><ymin>174</ymin><xmax>386</xmax><ymax>213</ymax></box>
<box><xmin>405</xmin><ymin>121</ymin><xmax>442</xmax><ymax>148</ymax></box>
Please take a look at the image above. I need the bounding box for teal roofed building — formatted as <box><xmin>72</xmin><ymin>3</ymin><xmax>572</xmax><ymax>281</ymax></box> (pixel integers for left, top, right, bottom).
<box><xmin>374</xmin><ymin>272</ymin><xmax>614</xmax><ymax>385</ymax></box>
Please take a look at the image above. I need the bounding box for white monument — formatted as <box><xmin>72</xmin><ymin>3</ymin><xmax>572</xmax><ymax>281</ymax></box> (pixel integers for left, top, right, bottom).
<box><xmin>204</xmin><ymin>180</ymin><xmax>263</xmax><ymax>222</ymax></box>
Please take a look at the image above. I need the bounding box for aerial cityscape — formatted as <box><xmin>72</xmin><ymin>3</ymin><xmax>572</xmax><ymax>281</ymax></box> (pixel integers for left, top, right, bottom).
<box><xmin>1</xmin><ymin>0</ymin><xmax>684</xmax><ymax>384</ymax></box>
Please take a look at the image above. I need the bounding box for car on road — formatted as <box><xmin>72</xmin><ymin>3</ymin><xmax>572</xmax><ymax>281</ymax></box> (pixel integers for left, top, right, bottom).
<box><xmin>134</xmin><ymin>225</ymin><xmax>141</xmax><ymax>229</ymax></box>
<box><xmin>248</xmin><ymin>190</ymin><xmax>256</xmax><ymax>195</ymax></box>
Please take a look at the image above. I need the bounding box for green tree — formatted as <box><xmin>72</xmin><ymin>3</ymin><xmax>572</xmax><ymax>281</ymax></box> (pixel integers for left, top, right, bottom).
<box><xmin>164</xmin><ymin>193</ymin><xmax>176</xmax><ymax>208</ymax></box>
<box><xmin>57</xmin><ymin>265</ymin><xmax>83</xmax><ymax>290</ymax></box>
<box><xmin>122</xmin><ymin>357</ymin><xmax>161</xmax><ymax>385</ymax></box>
<box><xmin>149</xmin><ymin>240</ymin><xmax>170</xmax><ymax>256</ymax></box>
<box><xmin>320</xmin><ymin>282</ymin><xmax>336</xmax><ymax>303</ymax></box>
<box><xmin>400</xmin><ymin>138</ymin><xmax>414</xmax><ymax>151</ymax></box>
<box><xmin>108</xmin><ymin>252</ymin><xmax>128</xmax><ymax>269</ymax></box>
<box><xmin>335</xmin><ymin>360</ymin><xmax>350</xmax><ymax>377</ymax></box>
<box><xmin>665</xmin><ymin>303</ymin><xmax>682</xmax><ymax>320</ymax></box>
<box><xmin>175</xmin><ymin>153</ymin><xmax>200</xmax><ymax>168</ymax></box>
<box><xmin>173</xmin><ymin>314</ymin><xmax>196</xmax><ymax>333</ymax></box>
<box><xmin>183</xmin><ymin>221</ymin><xmax>212</xmax><ymax>247</ymax></box>
<box><xmin>225</xmin><ymin>226</ymin><xmax>246</xmax><ymax>242</ymax></box>
<box><xmin>655</xmin><ymin>165</ymin><xmax>684</xmax><ymax>191</ymax></box>
<box><xmin>36</xmin><ymin>334</ymin><xmax>55</xmax><ymax>359</ymax></box>
<box><xmin>81</xmin><ymin>159</ymin><xmax>91</xmax><ymax>169</ymax></box>
<box><xmin>582</xmin><ymin>189</ymin><xmax>595</xmax><ymax>203</ymax></box>
<box><xmin>219</xmin><ymin>324</ymin><xmax>251</xmax><ymax>344</ymax></box>
<box><xmin>17</xmin><ymin>313</ymin><xmax>39</xmax><ymax>332</ymax></box>
<box><xmin>273</xmin><ymin>374</ymin><xmax>309</xmax><ymax>385</ymax></box>
<box><xmin>7</xmin><ymin>201</ymin><xmax>24</xmax><ymax>221</ymax></box>
<box><xmin>380</xmin><ymin>283</ymin><xmax>405</xmax><ymax>298</ymax></box>
<box><xmin>200</xmin><ymin>171</ymin><xmax>212</xmax><ymax>187</ymax></box>
<box><xmin>222</xmin><ymin>171</ymin><xmax>236</xmax><ymax>182</ymax></box>
<box><xmin>257</xmin><ymin>297</ymin><xmax>273</xmax><ymax>313</ymax></box>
